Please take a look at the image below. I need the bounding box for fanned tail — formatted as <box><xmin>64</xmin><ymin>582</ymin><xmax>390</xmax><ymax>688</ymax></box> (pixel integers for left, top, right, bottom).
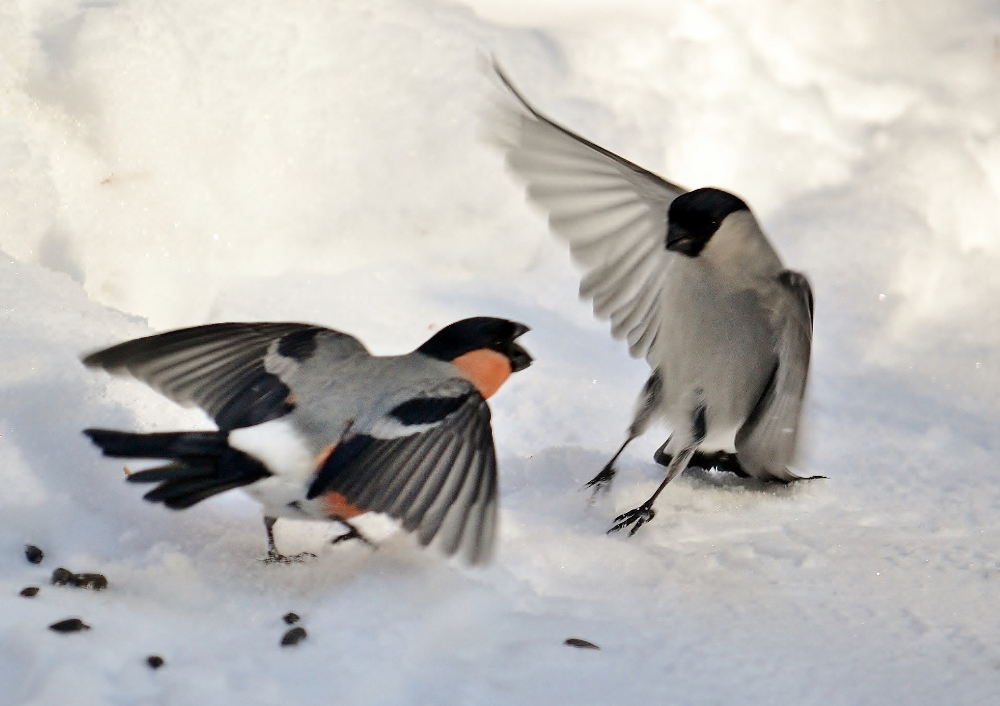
<box><xmin>84</xmin><ymin>429</ymin><xmax>272</xmax><ymax>510</ymax></box>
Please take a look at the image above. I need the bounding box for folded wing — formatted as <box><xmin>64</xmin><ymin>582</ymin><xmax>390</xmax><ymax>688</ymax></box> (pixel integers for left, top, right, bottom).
<box><xmin>735</xmin><ymin>271</ymin><xmax>814</xmax><ymax>480</ymax></box>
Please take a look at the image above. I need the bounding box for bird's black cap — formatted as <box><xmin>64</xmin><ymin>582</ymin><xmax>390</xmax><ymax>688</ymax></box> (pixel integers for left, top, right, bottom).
<box><xmin>666</xmin><ymin>187</ymin><xmax>749</xmax><ymax>257</ymax></box>
<box><xmin>418</xmin><ymin>317</ymin><xmax>532</xmax><ymax>372</ymax></box>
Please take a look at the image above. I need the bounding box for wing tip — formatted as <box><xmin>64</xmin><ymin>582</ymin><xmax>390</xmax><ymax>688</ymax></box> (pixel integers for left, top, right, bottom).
<box><xmin>81</xmin><ymin>347</ymin><xmax>115</xmax><ymax>370</ymax></box>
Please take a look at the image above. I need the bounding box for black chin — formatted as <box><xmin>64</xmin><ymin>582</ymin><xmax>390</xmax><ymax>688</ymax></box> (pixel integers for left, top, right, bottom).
<box><xmin>665</xmin><ymin>225</ymin><xmax>708</xmax><ymax>257</ymax></box>
<box><xmin>507</xmin><ymin>342</ymin><xmax>532</xmax><ymax>372</ymax></box>
<box><xmin>666</xmin><ymin>237</ymin><xmax>699</xmax><ymax>256</ymax></box>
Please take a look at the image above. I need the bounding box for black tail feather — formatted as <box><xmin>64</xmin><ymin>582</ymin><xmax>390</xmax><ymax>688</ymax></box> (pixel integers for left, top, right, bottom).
<box><xmin>127</xmin><ymin>463</ymin><xmax>211</xmax><ymax>484</ymax></box>
<box><xmin>84</xmin><ymin>429</ymin><xmax>231</xmax><ymax>459</ymax></box>
<box><xmin>84</xmin><ymin>429</ymin><xmax>271</xmax><ymax>510</ymax></box>
<box><xmin>142</xmin><ymin>475</ymin><xmax>260</xmax><ymax>510</ymax></box>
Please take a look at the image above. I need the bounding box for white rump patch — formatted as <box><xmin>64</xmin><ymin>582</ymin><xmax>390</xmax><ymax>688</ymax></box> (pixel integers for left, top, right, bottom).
<box><xmin>229</xmin><ymin>419</ymin><xmax>314</xmax><ymax>481</ymax></box>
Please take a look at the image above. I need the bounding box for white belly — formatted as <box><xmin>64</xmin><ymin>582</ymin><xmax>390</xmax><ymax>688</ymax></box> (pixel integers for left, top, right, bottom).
<box><xmin>229</xmin><ymin>419</ymin><xmax>326</xmax><ymax>519</ymax></box>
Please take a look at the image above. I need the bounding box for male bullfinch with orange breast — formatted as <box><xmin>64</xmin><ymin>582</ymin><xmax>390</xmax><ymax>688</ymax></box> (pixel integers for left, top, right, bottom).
<box><xmin>82</xmin><ymin>317</ymin><xmax>531</xmax><ymax>565</ymax></box>
<box><xmin>488</xmin><ymin>63</ymin><xmax>819</xmax><ymax>536</ymax></box>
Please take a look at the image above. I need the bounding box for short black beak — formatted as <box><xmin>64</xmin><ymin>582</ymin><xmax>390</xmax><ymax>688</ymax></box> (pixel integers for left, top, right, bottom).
<box><xmin>665</xmin><ymin>223</ymin><xmax>693</xmax><ymax>253</ymax></box>
<box><xmin>507</xmin><ymin>342</ymin><xmax>532</xmax><ymax>372</ymax></box>
<box><xmin>511</xmin><ymin>322</ymin><xmax>530</xmax><ymax>338</ymax></box>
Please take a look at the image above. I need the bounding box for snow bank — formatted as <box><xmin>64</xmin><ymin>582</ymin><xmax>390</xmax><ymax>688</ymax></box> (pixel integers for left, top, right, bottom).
<box><xmin>1</xmin><ymin>0</ymin><xmax>998</xmax><ymax>704</ymax></box>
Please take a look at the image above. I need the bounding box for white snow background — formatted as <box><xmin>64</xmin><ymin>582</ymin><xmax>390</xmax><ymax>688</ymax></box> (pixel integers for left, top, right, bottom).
<box><xmin>2</xmin><ymin>0</ymin><xmax>999</xmax><ymax>703</ymax></box>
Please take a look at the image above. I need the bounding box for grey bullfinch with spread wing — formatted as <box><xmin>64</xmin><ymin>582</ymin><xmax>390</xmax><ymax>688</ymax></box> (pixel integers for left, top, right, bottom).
<box><xmin>82</xmin><ymin>317</ymin><xmax>531</xmax><ymax>564</ymax></box>
<box><xmin>488</xmin><ymin>63</ymin><xmax>818</xmax><ymax>535</ymax></box>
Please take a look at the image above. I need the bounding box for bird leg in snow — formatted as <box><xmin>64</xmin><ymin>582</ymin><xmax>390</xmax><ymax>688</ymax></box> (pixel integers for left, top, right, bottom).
<box><xmin>261</xmin><ymin>516</ymin><xmax>317</xmax><ymax>564</ymax></box>
<box><xmin>330</xmin><ymin>519</ymin><xmax>376</xmax><ymax>548</ymax></box>
<box><xmin>587</xmin><ymin>372</ymin><xmax>663</xmax><ymax>499</ymax></box>
<box><xmin>608</xmin><ymin>443</ymin><xmax>697</xmax><ymax>536</ymax></box>
<box><xmin>585</xmin><ymin>435</ymin><xmax>635</xmax><ymax>498</ymax></box>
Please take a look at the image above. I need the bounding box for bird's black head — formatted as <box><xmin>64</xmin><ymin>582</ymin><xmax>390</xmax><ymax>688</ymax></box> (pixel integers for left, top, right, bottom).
<box><xmin>418</xmin><ymin>317</ymin><xmax>532</xmax><ymax>372</ymax></box>
<box><xmin>666</xmin><ymin>187</ymin><xmax>749</xmax><ymax>257</ymax></box>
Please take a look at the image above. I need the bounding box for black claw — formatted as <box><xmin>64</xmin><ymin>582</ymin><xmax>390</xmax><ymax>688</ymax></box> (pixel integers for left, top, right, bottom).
<box><xmin>260</xmin><ymin>550</ymin><xmax>317</xmax><ymax>565</ymax></box>
<box><xmin>584</xmin><ymin>463</ymin><xmax>617</xmax><ymax>496</ymax></box>
<box><xmin>330</xmin><ymin>527</ymin><xmax>374</xmax><ymax>547</ymax></box>
<box><xmin>607</xmin><ymin>505</ymin><xmax>656</xmax><ymax>536</ymax></box>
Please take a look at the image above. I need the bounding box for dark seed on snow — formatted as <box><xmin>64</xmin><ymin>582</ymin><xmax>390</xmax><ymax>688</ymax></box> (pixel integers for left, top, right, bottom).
<box><xmin>20</xmin><ymin>586</ymin><xmax>40</xmax><ymax>597</ymax></box>
<box><xmin>25</xmin><ymin>545</ymin><xmax>44</xmax><ymax>564</ymax></box>
<box><xmin>564</xmin><ymin>638</ymin><xmax>600</xmax><ymax>650</ymax></box>
<box><xmin>50</xmin><ymin>568</ymin><xmax>108</xmax><ymax>590</ymax></box>
<box><xmin>281</xmin><ymin>627</ymin><xmax>307</xmax><ymax>646</ymax></box>
<box><xmin>50</xmin><ymin>568</ymin><xmax>74</xmax><ymax>585</ymax></box>
<box><xmin>147</xmin><ymin>655</ymin><xmax>165</xmax><ymax>669</ymax></box>
<box><xmin>49</xmin><ymin>618</ymin><xmax>90</xmax><ymax>633</ymax></box>
<box><xmin>74</xmin><ymin>573</ymin><xmax>108</xmax><ymax>591</ymax></box>
<box><xmin>282</xmin><ymin>612</ymin><xmax>300</xmax><ymax>625</ymax></box>
<box><xmin>50</xmin><ymin>568</ymin><xmax>73</xmax><ymax>586</ymax></box>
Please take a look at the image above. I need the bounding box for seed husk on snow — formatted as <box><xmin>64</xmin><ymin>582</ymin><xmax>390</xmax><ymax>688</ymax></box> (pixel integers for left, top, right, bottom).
<box><xmin>24</xmin><ymin>545</ymin><xmax>44</xmax><ymax>564</ymax></box>
<box><xmin>283</xmin><ymin>612</ymin><xmax>300</xmax><ymax>625</ymax></box>
<box><xmin>20</xmin><ymin>586</ymin><xmax>40</xmax><ymax>597</ymax></box>
<box><xmin>281</xmin><ymin>627</ymin><xmax>307</xmax><ymax>646</ymax></box>
<box><xmin>147</xmin><ymin>655</ymin><xmax>165</xmax><ymax>669</ymax></box>
<box><xmin>49</xmin><ymin>618</ymin><xmax>90</xmax><ymax>633</ymax></box>
<box><xmin>564</xmin><ymin>638</ymin><xmax>600</xmax><ymax>650</ymax></box>
<box><xmin>51</xmin><ymin>568</ymin><xmax>108</xmax><ymax>590</ymax></box>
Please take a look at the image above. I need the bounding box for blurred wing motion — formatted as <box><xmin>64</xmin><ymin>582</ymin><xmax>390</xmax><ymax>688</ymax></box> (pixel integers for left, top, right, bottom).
<box><xmin>489</xmin><ymin>62</ymin><xmax>686</xmax><ymax>359</ymax></box>
<box><xmin>735</xmin><ymin>271</ymin><xmax>814</xmax><ymax>480</ymax></box>
<box><xmin>308</xmin><ymin>382</ymin><xmax>498</xmax><ymax>565</ymax></box>
<box><xmin>82</xmin><ymin>323</ymin><xmax>367</xmax><ymax>431</ymax></box>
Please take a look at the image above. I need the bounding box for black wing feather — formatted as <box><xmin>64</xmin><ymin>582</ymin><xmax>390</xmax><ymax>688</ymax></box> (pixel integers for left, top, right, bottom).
<box><xmin>82</xmin><ymin>323</ymin><xmax>352</xmax><ymax>431</ymax></box>
<box><xmin>307</xmin><ymin>392</ymin><xmax>499</xmax><ymax>564</ymax></box>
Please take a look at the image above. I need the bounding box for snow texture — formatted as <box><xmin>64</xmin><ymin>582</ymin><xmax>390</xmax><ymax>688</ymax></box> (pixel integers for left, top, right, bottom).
<box><xmin>1</xmin><ymin>0</ymin><xmax>999</xmax><ymax>703</ymax></box>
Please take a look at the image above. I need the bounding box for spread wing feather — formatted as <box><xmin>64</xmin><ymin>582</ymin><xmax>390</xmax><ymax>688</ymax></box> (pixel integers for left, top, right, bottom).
<box><xmin>490</xmin><ymin>63</ymin><xmax>686</xmax><ymax>359</ymax></box>
<box><xmin>308</xmin><ymin>388</ymin><xmax>498</xmax><ymax>565</ymax></box>
<box><xmin>82</xmin><ymin>323</ymin><xmax>367</xmax><ymax>431</ymax></box>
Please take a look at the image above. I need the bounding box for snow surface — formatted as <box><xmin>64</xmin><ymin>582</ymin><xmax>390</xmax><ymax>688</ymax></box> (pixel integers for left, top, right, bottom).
<box><xmin>2</xmin><ymin>0</ymin><xmax>1000</xmax><ymax>703</ymax></box>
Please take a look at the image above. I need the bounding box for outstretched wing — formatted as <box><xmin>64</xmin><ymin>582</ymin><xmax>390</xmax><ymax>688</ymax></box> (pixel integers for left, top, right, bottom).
<box><xmin>83</xmin><ymin>323</ymin><xmax>368</xmax><ymax>431</ymax></box>
<box><xmin>308</xmin><ymin>380</ymin><xmax>498</xmax><ymax>565</ymax></box>
<box><xmin>489</xmin><ymin>62</ymin><xmax>686</xmax><ymax>359</ymax></box>
<box><xmin>735</xmin><ymin>271</ymin><xmax>813</xmax><ymax>481</ymax></box>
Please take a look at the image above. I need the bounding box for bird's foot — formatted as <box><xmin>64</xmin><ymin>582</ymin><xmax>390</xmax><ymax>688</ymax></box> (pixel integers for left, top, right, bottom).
<box><xmin>607</xmin><ymin>503</ymin><xmax>656</xmax><ymax>536</ymax></box>
<box><xmin>330</xmin><ymin>525</ymin><xmax>375</xmax><ymax>547</ymax></box>
<box><xmin>584</xmin><ymin>463</ymin><xmax>617</xmax><ymax>500</ymax></box>
<box><xmin>260</xmin><ymin>550</ymin><xmax>317</xmax><ymax>565</ymax></box>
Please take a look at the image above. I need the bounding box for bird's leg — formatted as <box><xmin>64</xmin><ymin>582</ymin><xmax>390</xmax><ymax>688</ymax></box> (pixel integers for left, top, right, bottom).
<box><xmin>330</xmin><ymin>518</ymin><xmax>376</xmax><ymax>548</ymax></box>
<box><xmin>264</xmin><ymin>515</ymin><xmax>278</xmax><ymax>554</ymax></box>
<box><xmin>610</xmin><ymin>402</ymin><xmax>705</xmax><ymax>536</ymax></box>
<box><xmin>608</xmin><ymin>443</ymin><xmax>696</xmax><ymax>536</ymax></box>
<box><xmin>260</xmin><ymin>516</ymin><xmax>317</xmax><ymax>564</ymax></box>
<box><xmin>652</xmin><ymin>436</ymin><xmax>673</xmax><ymax>467</ymax></box>
<box><xmin>587</xmin><ymin>371</ymin><xmax>664</xmax><ymax>500</ymax></box>
<box><xmin>585</xmin><ymin>436</ymin><xmax>634</xmax><ymax>498</ymax></box>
